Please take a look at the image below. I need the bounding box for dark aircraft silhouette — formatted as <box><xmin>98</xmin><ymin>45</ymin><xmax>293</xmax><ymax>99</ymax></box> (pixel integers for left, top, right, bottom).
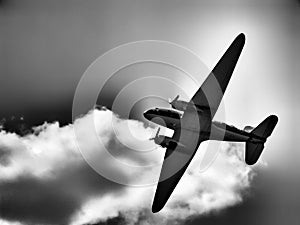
<box><xmin>143</xmin><ymin>33</ymin><xmax>278</xmax><ymax>213</ymax></box>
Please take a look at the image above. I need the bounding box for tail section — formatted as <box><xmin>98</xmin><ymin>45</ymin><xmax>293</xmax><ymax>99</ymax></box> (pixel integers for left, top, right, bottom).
<box><xmin>245</xmin><ymin>115</ymin><xmax>278</xmax><ymax>165</ymax></box>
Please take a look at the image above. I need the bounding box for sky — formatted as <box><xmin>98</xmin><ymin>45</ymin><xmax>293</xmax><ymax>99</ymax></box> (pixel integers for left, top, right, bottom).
<box><xmin>0</xmin><ymin>0</ymin><xmax>299</xmax><ymax>225</ymax></box>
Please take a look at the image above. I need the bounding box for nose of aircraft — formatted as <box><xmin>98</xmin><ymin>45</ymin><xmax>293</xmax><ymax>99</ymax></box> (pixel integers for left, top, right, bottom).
<box><xmin>143</xmin><ymin>110</ymin><xmax>150</xmax><ymax>119</ymax></box>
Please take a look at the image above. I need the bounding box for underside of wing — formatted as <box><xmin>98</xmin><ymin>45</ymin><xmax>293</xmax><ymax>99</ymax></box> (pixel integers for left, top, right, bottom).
<box><xmin>190</xmin><ymin>33</ymin><xmax>245</xmax><ymax>118</ymax></box>
<box><xmin>152</xmin><ymin>145</ymin><xmax>200</xmax><ymax>213</ymax></box>
<box><xmin>152</xmin><ymin>117</ymin><xmax>204</xmax><ymax>212</ymax></box>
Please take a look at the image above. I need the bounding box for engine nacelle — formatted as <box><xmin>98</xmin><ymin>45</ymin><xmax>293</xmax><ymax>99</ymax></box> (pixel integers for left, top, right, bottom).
<box><xmin>169</xmin><ymin>95</ymin><xmax>210</xmax><ymax>115</ymax></box>
<box><xmin>150</xmin><ymin>127</ymin><xmax>184</xmax><ymax>149</ymax></box>
<box><xmin>169</xmin><ymin>95</ymin><xmax>205</xmax><ymax>112</ymax></box>
<box><xmin>170</xmin><ymin>100</ymin><xmax>189</xmax><ymax>112</ymax></box>
<box><xmin>154</xmin><ymin>135</ymin><xmax>185</xmax><ymax>149</ymax></box>
<box><xmin>153</xmin><ymin>135</ymin><xmax>169</xmax><ymax>147</ymax></box>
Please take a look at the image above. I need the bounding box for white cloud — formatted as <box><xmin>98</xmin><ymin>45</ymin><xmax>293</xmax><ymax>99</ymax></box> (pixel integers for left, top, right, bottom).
<box><xmin>0</xmin><ymin>109</ymin><xmax>255</xmax><ymax>225</ymax></box>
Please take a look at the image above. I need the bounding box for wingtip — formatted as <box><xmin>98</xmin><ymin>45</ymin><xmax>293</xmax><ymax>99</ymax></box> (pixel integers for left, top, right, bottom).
<box><xmin>151</xmin><ymin>208</ymin><xmax>159</xmax><ymax>213</ymax></box>
<box><xmin>236</xmin><ymin>33</ymin><xmax>246</xmax><ymax>43</ymax></box>
<box><xmin>151</xmin><ymin>203</ymin><xmax>163</xmax><ymax>213</ymax></box>
<box><xmin>238</xmin><ymin>32</ymin><xmax>245</xmax><ymax>38</ymax></box>
<box><xmin>269</xmin><ymin>115</ymin><xmax>279</xmax><ymax>124</ymax></box>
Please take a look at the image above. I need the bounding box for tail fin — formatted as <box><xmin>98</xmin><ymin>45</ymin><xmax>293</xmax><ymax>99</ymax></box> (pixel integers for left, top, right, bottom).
<box><xmin>245</xmin><ymin>115</ymin><xmax>278</xmax><ymax>165</ymax></box>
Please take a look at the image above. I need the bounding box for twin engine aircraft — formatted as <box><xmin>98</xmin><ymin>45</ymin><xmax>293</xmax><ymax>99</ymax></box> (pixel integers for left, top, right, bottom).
<box><xmin>143</xmin><ymin>33</ymin><xmax>278</xmax><ymax>213</ymax></box>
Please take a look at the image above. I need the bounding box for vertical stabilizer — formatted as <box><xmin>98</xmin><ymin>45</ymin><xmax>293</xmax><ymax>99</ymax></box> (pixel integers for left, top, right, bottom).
<box><xmin>245</xmin><ymin>115</ymin><xmax>278</xmax><ymax>165</ymax></box>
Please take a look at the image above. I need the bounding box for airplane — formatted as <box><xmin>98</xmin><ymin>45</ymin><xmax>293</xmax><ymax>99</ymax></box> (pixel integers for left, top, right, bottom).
<box><xmin>143</xmin><ymin>33</ymin><xmax>278</xmax><ymax>213</ymax></box>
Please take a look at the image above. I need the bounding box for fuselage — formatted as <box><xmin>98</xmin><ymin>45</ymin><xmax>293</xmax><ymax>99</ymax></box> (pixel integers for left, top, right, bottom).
<box><xmin>143</xmin><ymin>108</ymin><xmax>264</xmax><ymax>144</ymax></box>
<box><xmin>143</xmin><ymin>108</ymin><xmax>181</xmax><ymax>129</ymax></box>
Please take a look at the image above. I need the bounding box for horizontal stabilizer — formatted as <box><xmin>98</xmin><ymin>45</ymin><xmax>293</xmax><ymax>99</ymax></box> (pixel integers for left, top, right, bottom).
<box><xmin>250</xmin><ymin>115</ymin><xmax>278</xmax><ymax>139</ymax></box>
<box><xmin>245</xmin><ymin>115</ymin><xmax>278</xmax><ymax>165</ymax></box>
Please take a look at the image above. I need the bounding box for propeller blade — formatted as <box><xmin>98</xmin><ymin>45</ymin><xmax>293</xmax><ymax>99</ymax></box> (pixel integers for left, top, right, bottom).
<box><xmin>162</xmin><ymin>95</ymin><xmax>180</xmax><ymax>104</ymax></box>
<box><xmin>149</xmin><ymin>127</ymin><xmax>160</xmax><ymax>140</ymax></box>
<box><xmin>156</xmin><ymin>127</ymin><xmax>161</xmax><ymax>137</ymax></box>
<box><xmin>174</xmin><ymin>95</ymin><xmax>179</xmax><ymax>102</ymax></box>
<box><xmin>170</xmin><ymin>95</ymin><xmax>180</xmax><ymax>104</ymax></box>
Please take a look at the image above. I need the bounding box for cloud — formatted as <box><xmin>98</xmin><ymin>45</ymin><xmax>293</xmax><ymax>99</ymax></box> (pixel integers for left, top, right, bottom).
<box><xmin>0</xmin><ymin>109</ymin><xmax>255</xmax><ymax>225</ymax></box>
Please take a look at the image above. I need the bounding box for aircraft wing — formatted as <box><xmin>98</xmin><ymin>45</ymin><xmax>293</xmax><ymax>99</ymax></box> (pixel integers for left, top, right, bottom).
<box><xmin>152</xmin><ymin>34</ymin><xmax>246</xmax><ymax>212</ymax></box>
<box><xmin>152</xmin><ymin>108</ymin><xmax>205</xmax><ymax>213</ymax></box>
<box><xmin>190</xmin><ymin>33</ymin><xmax>245</xmax><ymax>119</ymax></box>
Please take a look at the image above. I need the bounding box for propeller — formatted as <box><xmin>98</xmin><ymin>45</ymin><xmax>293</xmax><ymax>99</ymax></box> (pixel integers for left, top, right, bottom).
<box><xmin>150</xmin><ymin>127</ymin><xmax>161</xmax><ymax>140</ymax></box>
<box><xmin>171</xmin><ymin>95</ymin><xmax>180</xmax><ymax>103</ymax></box>
<box><xmin>161</xmin><ymin>95</ymin><xmax>179</xmax><ymax>105</ymax></box>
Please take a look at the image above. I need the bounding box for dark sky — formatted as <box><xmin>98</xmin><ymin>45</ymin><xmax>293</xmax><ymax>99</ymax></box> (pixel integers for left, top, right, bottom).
<box><xmin>1</xmin><ymin>0</ymin><xmax>299</xmax><ymax>128</ymax></box>
<box><xmin>0</xmin><ymin>0</ymin><xmax>299</xmax><ymax>225</ymax></box>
